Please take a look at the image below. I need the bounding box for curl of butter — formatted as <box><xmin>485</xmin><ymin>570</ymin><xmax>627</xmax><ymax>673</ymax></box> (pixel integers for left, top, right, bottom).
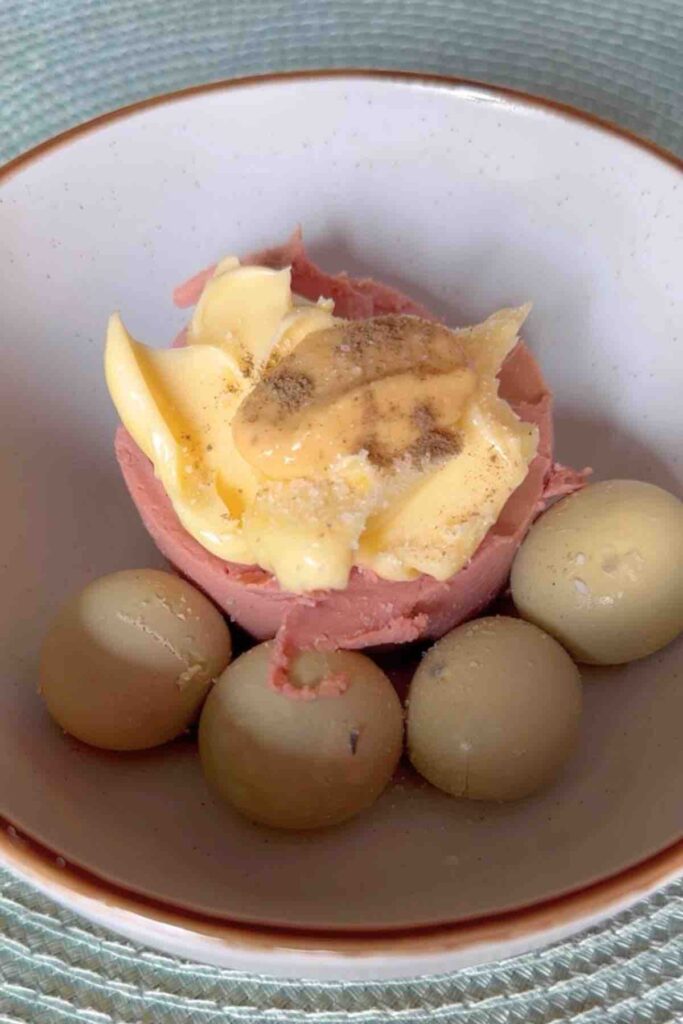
<box><xmin>105</xmin><ymin>312</ymin><xmax>258</xmax><ymax>564</ymax></box>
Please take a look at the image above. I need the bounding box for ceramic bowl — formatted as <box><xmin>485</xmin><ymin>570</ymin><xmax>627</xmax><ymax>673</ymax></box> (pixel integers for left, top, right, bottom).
<box><xmin>0</xmin><ymin>72</ymin><xmax>681</xmax><ymax>980</ymax></box>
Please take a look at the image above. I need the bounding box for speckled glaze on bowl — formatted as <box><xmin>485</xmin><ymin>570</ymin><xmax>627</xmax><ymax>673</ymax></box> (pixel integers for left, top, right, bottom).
<box><xmin>0</xmin><ymin>71</ymin><xmax>681</xmax><ymax>980</ymax></box>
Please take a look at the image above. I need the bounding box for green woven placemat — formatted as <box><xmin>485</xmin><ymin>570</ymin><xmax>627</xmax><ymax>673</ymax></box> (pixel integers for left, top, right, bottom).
<box><xmin>1</xmin><ymin>1</ymin><xmax>682</xmax><ymax>1020</ymax></box>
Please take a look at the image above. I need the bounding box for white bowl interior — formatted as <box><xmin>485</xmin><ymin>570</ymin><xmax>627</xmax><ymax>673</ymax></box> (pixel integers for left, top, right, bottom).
<box><xmin>1</xmin><ymin>76</ymin><xmax>681</xmax><ymax>928</ymax></box>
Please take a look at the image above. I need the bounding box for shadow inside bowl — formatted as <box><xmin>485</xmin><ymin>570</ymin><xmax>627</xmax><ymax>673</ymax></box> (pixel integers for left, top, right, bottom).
<box><xmin>554</xmin><ymin>411</ymin><xmax>681</xmax><ymax>494</ymax></box>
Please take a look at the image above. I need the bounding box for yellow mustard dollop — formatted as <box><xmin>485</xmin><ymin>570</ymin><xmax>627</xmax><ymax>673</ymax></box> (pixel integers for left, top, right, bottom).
<box><xmin>105</xmin><ymin>258</ymin><xmax>538</xmax><ymax>592</ymax></box>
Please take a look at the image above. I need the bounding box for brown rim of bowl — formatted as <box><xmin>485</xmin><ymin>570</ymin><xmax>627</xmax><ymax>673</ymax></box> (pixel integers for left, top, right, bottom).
<box><xmin>1</xmin><ymin>69</ymin><xmax>681</xmax><ymax>958</ymax></box>
<box><xmin>1</xmin><ymin>68</ymin><xmax>681</xmax><ymax>181</ymax></box>
<box><xmin>1</xmin><ymin>815</ymin><xmax>682</xmax><ymax>956</ymax></box>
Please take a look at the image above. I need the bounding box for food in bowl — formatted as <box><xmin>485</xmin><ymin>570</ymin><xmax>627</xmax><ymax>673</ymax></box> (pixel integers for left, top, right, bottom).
<box><xmin>407</xmin><ymin>616</ymin><xmax>582</xmax><ymax>801</ymax></box>
<box><xmin>511</xmin><ymin>479</ymin><xmax>683</xmax><ymax>664</ymax></box>
<box><xmin>40</xmin><ymin>569</ymin><xmax>231</xmax><ymax>750</ymax></box>
<box><xmin>37</xmin><ymin>232</ymin><xmax>683</xmax><ymax>828</ymax></box>
<box><xmin>107</xmin><ymin>231</ymin><xmax>587</xmax><ymax>674</ymax></box>
<box><xmin>199</xmin><ymin>644</ymin><xmax>403</xmax><ymax>829</ymax></box>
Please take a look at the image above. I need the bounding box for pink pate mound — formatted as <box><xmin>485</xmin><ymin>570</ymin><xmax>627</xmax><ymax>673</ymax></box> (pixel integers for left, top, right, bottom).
<box><xmin>115</xmin><ymin>231</ymin><xmax>587</xmax><ymax>657</ymax></box>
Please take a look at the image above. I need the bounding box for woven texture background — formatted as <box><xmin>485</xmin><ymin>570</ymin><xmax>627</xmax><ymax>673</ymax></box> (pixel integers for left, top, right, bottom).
<box><xmin>1</xmin><ymin>1</ymin><xmax>682</xmax><ymax>1020</ymax></box>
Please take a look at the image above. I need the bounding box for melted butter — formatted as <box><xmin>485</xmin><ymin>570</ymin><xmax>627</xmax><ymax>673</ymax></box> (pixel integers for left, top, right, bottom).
<box><xmin>106</xmin><ymin>259</ymin><xmax>537</xmax><ymax>592</ymax></box>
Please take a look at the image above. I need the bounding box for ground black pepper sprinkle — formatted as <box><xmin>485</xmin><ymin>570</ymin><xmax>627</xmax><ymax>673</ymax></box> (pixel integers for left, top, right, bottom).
<box><xmin>267</xmin><ymin>371</ymin><xmax>315</xmax><ymax>411</ymax></box>
<box><xmin>407</xmin><ymin>427</ymin><xmax>462</xmax><ymax>463</ymax></box>
<box><xmin>240</xmin><ymin>351</ymin><xmax>254</xmax><ymax>377</ymax></box>
<box><xmin>412</xmin><ymin>402</ymin><xmax>436</xmax><ymax>430</ymax></box>
<box><xmin>362</xmin><ymin>438</ymin><xmax>394</xmax><ymax>468</ymax></box>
